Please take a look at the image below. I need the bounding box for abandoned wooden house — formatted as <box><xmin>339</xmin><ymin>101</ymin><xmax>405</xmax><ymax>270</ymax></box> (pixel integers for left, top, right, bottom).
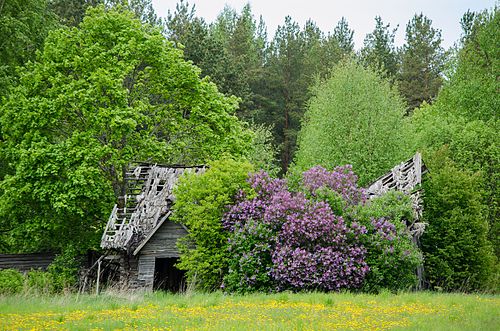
<box><xmin>98</xmin><ymin>153</ymin><xmax>426</xmax><ymax>292</ymax></box>
<box><xmin>100</xmin><ymin>163</ymin><xmax>205</xmax><ymax>292</ymax></box>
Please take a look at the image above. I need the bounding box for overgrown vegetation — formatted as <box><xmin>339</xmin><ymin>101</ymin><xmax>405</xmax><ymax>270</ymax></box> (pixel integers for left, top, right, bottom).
<box><xmin>172</xmin><ymin>159</ymin><xmax>254</xmax><ymax>291</ymax></box>
<box><xmin>0</xmin><ymin>266</ymin><xmax>77</xmax><ymax>295</ymax></box>
<box><xmin>293</xmin><ymin>59</ymin><xmax>409</xmax><ymax>186</ymax></box>
<box><xmin>0</xmin><ymin>0</ymin><xmax>498</xmax><ymax>295</ymax></box>
<box><xmin>175</xmin><ymin>164</ymin><xmax>421</xmax><ymax>293</ymax></box>
<box><xmin>410</xmin><ymin>8</ymin><xmax>498</xmax><ymax>291</ymax></box>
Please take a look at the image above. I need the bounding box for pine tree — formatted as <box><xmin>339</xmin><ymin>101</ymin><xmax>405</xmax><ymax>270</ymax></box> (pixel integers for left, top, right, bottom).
<box><xmin>399</xmin><ymin>13</ymin><xmax>445</xmax><ymax>112</ymax></box>
<box><xmin>360</xmin><ymin>16</ymin><xmax>399</xmax><ymax>79</ymax></box>
<box><xmin>332</xmin><ymin>17</ymin><xmax>354</xmax><ymax>56</ymax></box>
<box><xmin>264</xmin><ymin>16</ymin><xmax>308</xmax><ymax>172</ymax></box>
<box><xmin>213</xmin><ymin>4</ymin><xmax>267</xmax><ymax>119</ymax></box>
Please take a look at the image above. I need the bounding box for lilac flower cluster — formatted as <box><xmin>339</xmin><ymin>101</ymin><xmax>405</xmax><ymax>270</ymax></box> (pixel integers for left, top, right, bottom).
<box><xmin>371</xmin><ymin>217</ymin><xmax>397</xmax><ymax>242</ymax></box>
<box><xmin>223</xmin><ymin>169</ymin><xmax>369</xmax><ymax>292</ymax></box>
<box><xmin>301</xmin><ymin>165</ymin><xmax>367</xmax><ymax>206</ymax></box>
<box><xmin>272</xmin><ymin>201</ymin><xmax>368</xmax><ymax>291</ymax></box>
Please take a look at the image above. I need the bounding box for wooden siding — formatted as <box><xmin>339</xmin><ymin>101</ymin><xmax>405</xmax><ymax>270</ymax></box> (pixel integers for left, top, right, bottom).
<box><xmin>137</xmin><ymin>255</ymin><xmax>155</xmax><ymax>289</ymax></box>
<box><xmin>135</xmin><ymin>221</ymin><xmax>188</xmax><ymax>290</ymax></box>
<box><xmin>139</xmin><ymin>221</ymin><xmax>187</xmax><ymax>257</ymax></box>
<box><xmin>117</xmin><ymin>254</ymin><xmax>145</xmax><ymax>289</ymax></box>
<box><xmin>0</xmin><ymin>253</ymin><xmax>55</xmax><ymax>272</ymax></box>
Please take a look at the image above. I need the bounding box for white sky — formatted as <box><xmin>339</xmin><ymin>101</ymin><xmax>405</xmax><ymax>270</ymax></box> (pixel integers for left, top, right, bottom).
<box><xmin>152</xmin><ymin>0</ymin><xmax>496</xmax><ymax>49</ymax></box>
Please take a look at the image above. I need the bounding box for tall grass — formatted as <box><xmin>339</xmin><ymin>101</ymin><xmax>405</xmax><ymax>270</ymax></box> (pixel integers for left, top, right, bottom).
<box><xmin>0</xmin><ymin>291</ymin><xmax>498</xmax><ymax>330</ymax></box>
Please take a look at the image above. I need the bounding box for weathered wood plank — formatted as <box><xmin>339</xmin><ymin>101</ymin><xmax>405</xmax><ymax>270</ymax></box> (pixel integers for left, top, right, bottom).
<box><xmin>0</xmin><ymin>253</ymin><xmax>56</xmax><ymax>272</ymax></box>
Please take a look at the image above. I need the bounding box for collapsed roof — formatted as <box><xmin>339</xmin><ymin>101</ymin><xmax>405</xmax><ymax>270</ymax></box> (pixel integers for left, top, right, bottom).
<box><xmin>101</xmin><ymin>164</ymin><xmax>205</xmax><ymax>252</ymax></box>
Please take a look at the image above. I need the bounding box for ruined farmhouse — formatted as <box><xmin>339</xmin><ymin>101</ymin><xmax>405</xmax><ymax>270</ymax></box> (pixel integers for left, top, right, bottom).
<box><xmin>99</xmin><ymin>153</ymin><xmax>426</xmax><ymax>292</ymax></box>
<box><xmin>100</xmin><ymin>163</ymin><xmax>205</xmax><ymax>291</ymax></box>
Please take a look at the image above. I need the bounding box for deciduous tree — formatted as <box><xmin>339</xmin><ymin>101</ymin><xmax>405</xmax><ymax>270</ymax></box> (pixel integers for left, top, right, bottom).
<box><xmin>0</xmin><ymin>6</ymin><xmax>251</xmax><ymax>252</ymax></box>
<box><xmin>293</xmin><ymin>59</ymin><xmax>409</xmax><ymax>186</ymax></box>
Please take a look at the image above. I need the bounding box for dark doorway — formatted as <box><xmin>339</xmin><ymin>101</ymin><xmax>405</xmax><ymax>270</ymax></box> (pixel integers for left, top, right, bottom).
<box><xmin>153</xmin><ymin>258</ymin><xmax>186</xmax><ymax>292</ymax></box>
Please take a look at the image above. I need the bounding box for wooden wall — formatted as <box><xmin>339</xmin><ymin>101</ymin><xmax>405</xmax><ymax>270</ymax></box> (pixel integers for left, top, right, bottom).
<box><xmin>136</xmin><ymin>221</ymin><xmax>188</xmax><ymax>290</ymax></box>
<box><xmin>0</xmin><ymin>253</ymin><xmax>56</xmax><ymax>272</ymax></box>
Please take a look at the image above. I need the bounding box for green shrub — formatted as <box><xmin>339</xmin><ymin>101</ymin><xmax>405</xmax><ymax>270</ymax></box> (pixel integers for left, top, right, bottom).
<box><xmin>421</xmin><ymin>148</ymin><xmax>496</xmax><ymax>291</ymax></box>
<box><xmin>354</xmin><ymin>191</ymin><xmax>423</xmax><ymax>292</ymax></box>
<box><xmin>0</xmin><ymin>269</ymin><xmax>24</xmax><ymax>295</ymax></box>
<box><xmin>172</xmin><ymin>158</ymin><xmax>254</xmax><ymax>291</ymax></box>
<box><xmin>26</xmin><ymin>270</ymin><xmax>54</xmax><ymax>294</ymax></box>
<box><xmin>48</xmin><ymin>246</ymin><xmax>81</xmax><ymax>292</ymax></box>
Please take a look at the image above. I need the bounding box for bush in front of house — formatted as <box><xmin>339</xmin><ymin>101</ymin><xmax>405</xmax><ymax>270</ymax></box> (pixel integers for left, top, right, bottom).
<box><xmin>172</xmin><ymin>158</ymin><xmax>254</xmax><ymax>291</ymax></box>
<box><xmin>222</xmin><ymin>166</ymin><xmax>420</xmax><ymax>293</ymax></box>
<box><xmin>0</xmin><ymin>269</ymin><xmax>24</xmax><ymax>295</ymax></box>
<box><xmin>354</xmin><ymin>191</ymin><xmax>423</xmax><ymax>293</ymax></box>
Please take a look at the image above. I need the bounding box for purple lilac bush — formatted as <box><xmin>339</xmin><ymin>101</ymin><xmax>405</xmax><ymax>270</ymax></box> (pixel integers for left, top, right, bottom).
<box><xmin>271</xmin><ymin>200</ymin><xmax>368</xmax><ymax>291</ymax></box>
<box><xmin>223</xmin><ymin>169</ymin><xmax>369</xmax><ymax>292</ymax></box>
<box><xmin>223</xmin><ymin>167</ymin><xmax>421</xmax><ymax>293</ymax></box>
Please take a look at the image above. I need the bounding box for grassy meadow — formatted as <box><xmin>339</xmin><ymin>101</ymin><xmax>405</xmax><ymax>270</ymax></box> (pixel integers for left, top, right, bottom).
<box><xmin>0</xmin><ymin>291</ymin><xmax>498</xmax><ymax>330</ymax></box>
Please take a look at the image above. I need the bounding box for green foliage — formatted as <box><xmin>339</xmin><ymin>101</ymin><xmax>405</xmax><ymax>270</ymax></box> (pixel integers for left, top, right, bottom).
<box><xmin>0</xmin><ymin>262</ymin><xmax>75</xmax><ymax>296</ymax></box>
<box><xmin>421</xmin><ymin>148</ymin><xmax>496</xmax><ymax>291</ymax></box>
<box><xmin>49</xmin><ymin>0</ymin><xmax>101</xmax><ymax>26</ymax></box>
<box><xmin>360</xmin><ymin>16</ymin><xmax>399</xmax><ymax>80</ymax></box>
<box><xmin>0</xmin><ymin>5</ymin><xmax>251</xmax><ymax>252</ymax></box>
<box><xmin>399</xmin><ymin>14</ymin><xmax>445</xmax><ymax>112</ymax></box>
<box><xmin>354</xmin><ymin>192</ymin><xmax>423</xmax><ymax>292</ymax></box>
<box><xmin>211</xmin><ymin>4</ymin><xmax>267</xmax><ymax>120</ymax></box>
<box><xmin>166</xmin><ymin>1</ymin><xmax>236</xmax><ymax>97</ymax></box>
<box><xmin>331</xmin><ymin>17</ymin><xmax>354</xmax><ymax>55</ymax></box>
<box><xmin>0</xmin><ymin>0</ymin><xmax>58</xmax><ymax>96</ymax></box>
<box><xmin>244</xmin><ymin>123</ymin><xmax>280</xmax><ymax>176</ymax></box>
<box><xmin>262</xmin><ymin>17</ymin><xmax>349</xmax><ymax>172</ymax></box>
<box><xmin>48</xmin><ymin>246</ymin><xmax>81</xmax><ymax>292</ymax></box>
<box><xmin>263</xmin><ymin>16</ymin><xmax>309</xmax><ymax>171</ymax></box>
<box><xmin>26</xmin><ymin>269</ymin><xmax>54</xmax><ymax>294</ymax></box>
<box><xmin>166</xmin><ymin>6</ymin><xmax>351</xmax><ymax>173</ymax></box>
<box><xmin>0</xmin><ymin>269</ymin><xmax>24</xmax><ymax>294</ymax></box>
<box><xmin>172</xmin><ymin>159</ymin><xmax>254</xmax><ymax>291</ymax></box>
<box><xmin>166</xmin><ymin>2</ymin><xmax>266</xmax><ymax>121</ymax></box>
<box><xmin>441</xmin><ymin>8</ymin><xmax>499</xmax><ymax>123</ymax></box>
<box><xmin>293</xmin><ymin>59</ymin><xmax>409</xmax><ymax>186</ymax></box>
<box><xmin>50</xmin><ymin>0</ymin><xmax>162</xmax><ymax>27</ymax></box>
<box><xmin>411</xmin><ymin>8</ymin><xmax>499</xmax><ymax>259</ymax></box>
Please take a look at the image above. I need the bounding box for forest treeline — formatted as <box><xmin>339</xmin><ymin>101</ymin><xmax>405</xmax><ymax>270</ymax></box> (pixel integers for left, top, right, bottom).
<box><xmin>163</xmin><ymin>1</ymin><xmax>447</xmax><ymax>171</ymax></box>
<box><xmin>1</xmin><ymin>0</ymin><xmax>447</xmax><ymax>172</ymax></box>
<box><xmin>0</xmin><ymin>0</ymin><xmax>498</xmax><ymax>292</ymax></box>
